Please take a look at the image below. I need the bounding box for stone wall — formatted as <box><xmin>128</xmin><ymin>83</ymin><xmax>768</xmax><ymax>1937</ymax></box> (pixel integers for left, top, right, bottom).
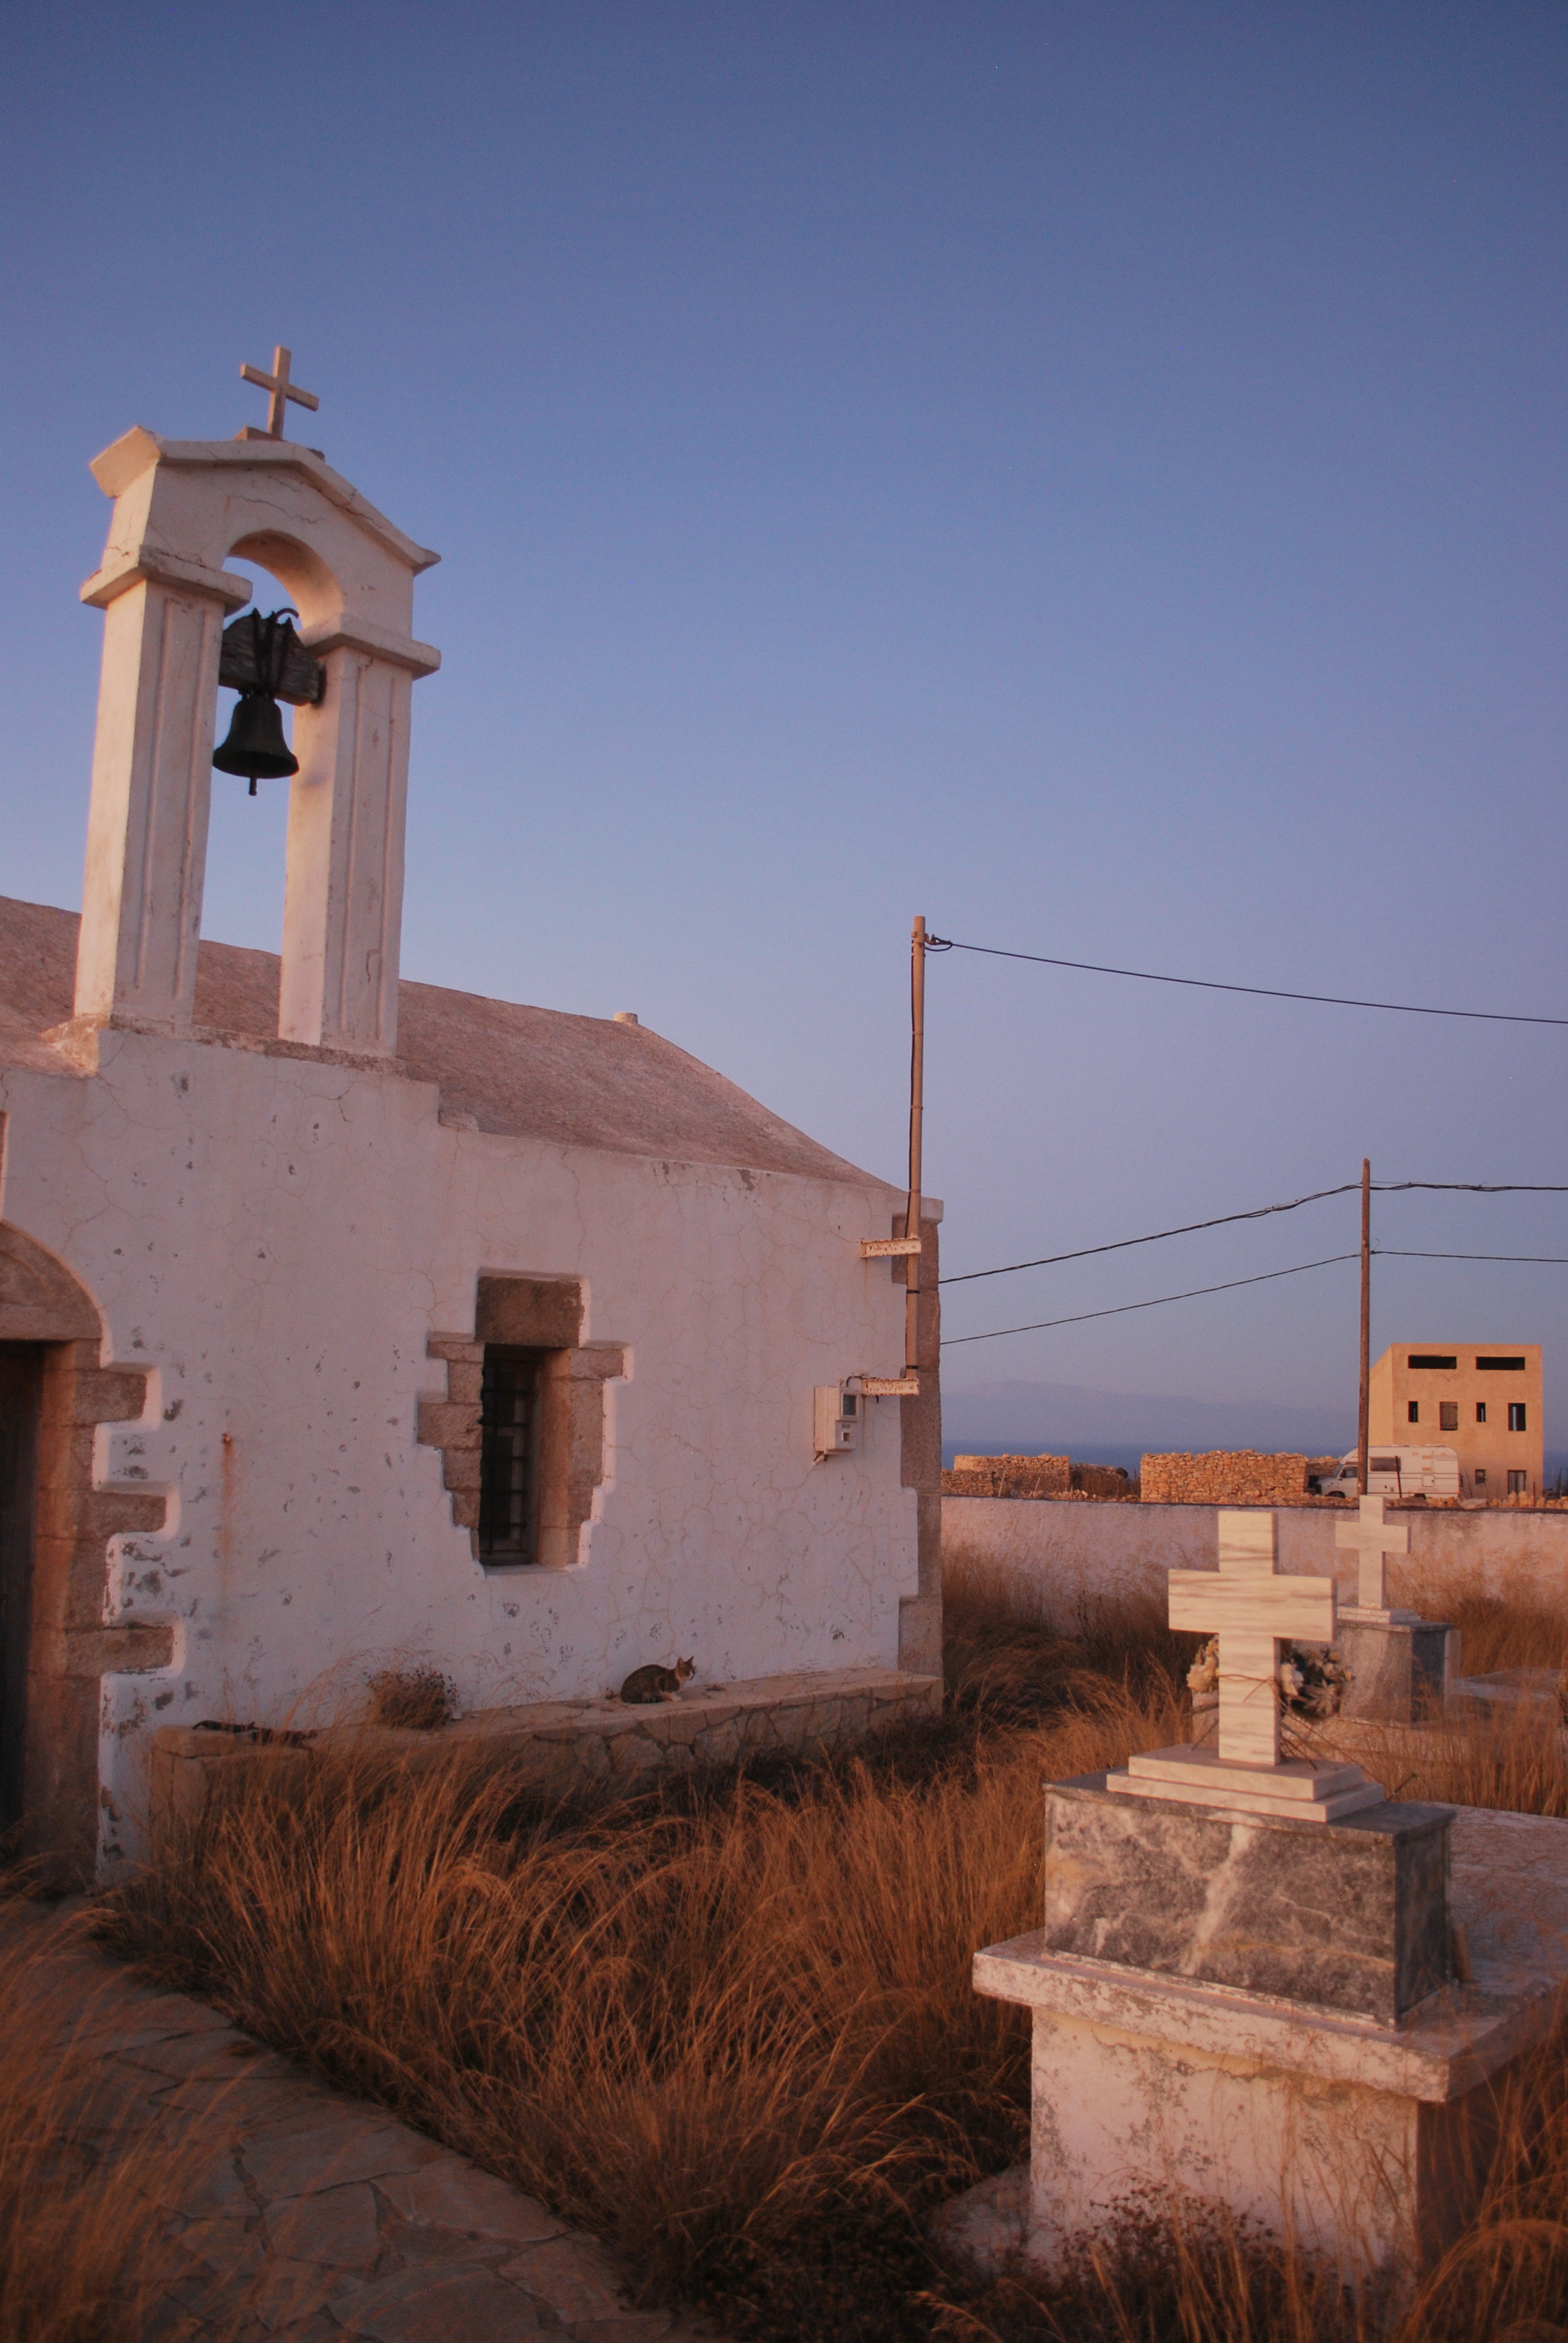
<box><xmin>946</xmin><ymin>1453</ymin><xmax>1071</xmax><ymax>1498</ymax></box>
<box><xmin>944</xmin><ymin>1493</ymin><xmax>1568</xmax><ymax>1634</ymax></box>
<box><xmin>1140</xmin><ymin>1450</ymin><xmax>1312</xmax><ymax>1505</ymax></box>
<box><xmin>151</xmin><ymin>1665</ymin><xmax>943</xmax><ymax>1823</ymax></box>
<box><xmin>942</xmin><ymin>1455</ymin><xmax>1137</xmax><ymax>1501</ymax></box>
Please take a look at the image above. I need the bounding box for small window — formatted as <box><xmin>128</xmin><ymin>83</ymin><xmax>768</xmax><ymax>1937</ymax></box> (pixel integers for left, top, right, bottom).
<box><xmin>1474</xmin><ymin>1469</ymin><xmax>1488</xmax><ymax>1486</ymax></box>
<box><xmin>479</xmin><ymin>1347</ymin><xmax>544</xmax><ymax>1563</ymax></box>
<box><xmin>1408</xmin><ymin>1354</ymin><xmax>1457</xmax><ymax>1371</ymax></box>
<box><xmin>1508</xmin><ymin>1470</ymin><xmax>1527</xmax><ymax>1495</ymax></box>
<box><xmin>1439</xmin><ymin>1402</ymin><xmax>1458</xmax><ymax>1432</ymax></box>
<box><xmin>1371</xmin><ymin>1457</ymin><xmax>1400</xmax><ymax>1475</ymax></box>
<box><xmin>1477</xmin><ymin>1357</ymin><xmax>1526</xmax><ymax>1372</ymax></box>
<box><xmin>1407</xmin><ymin>1400</ymin><xmax>1420</xmax><ymax>1425</ymax></box>
<box><xmin>1475</xmin><ymin>1402</ymin><xmax>1487</xmax><ymax>1424</ymax></box>
<box><xmin>1509</xmin><ymin>1402</ymin><xmax>1527</xmax><ymax>1434</ymax></box>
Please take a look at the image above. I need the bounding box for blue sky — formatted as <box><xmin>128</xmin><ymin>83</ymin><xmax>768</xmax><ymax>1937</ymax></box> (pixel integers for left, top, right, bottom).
<box><xmin>2</xmin><ymin>2</ymin><xmax>1563</xmax><ymax>1446</ymax></box>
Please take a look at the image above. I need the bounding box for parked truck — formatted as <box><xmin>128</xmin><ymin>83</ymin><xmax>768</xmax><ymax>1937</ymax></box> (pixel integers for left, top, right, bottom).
<box><xmin>1313</xmin><ymin>1446</ymin><xmax>1460</xmax><ymax>1502</ymax></box>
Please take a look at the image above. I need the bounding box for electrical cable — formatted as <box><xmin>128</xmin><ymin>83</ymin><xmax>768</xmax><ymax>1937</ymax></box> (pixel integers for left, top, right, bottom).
<box><xmin>941</xmin><ymin>1253</ymin><xmax>1359</xmax><ymax>1349</ymax></box>
<box><xmin>1376</xmin><ymin>1250</ymin><xmax>1568</xmax><ymax>1265</ymax></box>
<box><xmin>941</xmin><ymin>1182</ymin><xmax>1568</xmax><ymax>1287</ymax></box>
<box><xmin>938</xmin><ymin>1182</ymin><xmax>1359</xmax><ymax>1285</ymax></box>
<box><xmin>1374</xmin><ymin>1182</ymin><xmax>1568</xmax><ymax>1194</ymax></box>
<box><xmin>923</xmin><ymin>935</ymin><xmax>1568</xmax><ymax>1027</ymax></box>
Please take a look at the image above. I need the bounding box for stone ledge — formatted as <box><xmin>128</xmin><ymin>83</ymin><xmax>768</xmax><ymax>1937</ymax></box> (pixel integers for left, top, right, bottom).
<box><xmin>151</xmin><ymin>1667</ymin><xmax>944</xmax><ymax>1824</ymax></box>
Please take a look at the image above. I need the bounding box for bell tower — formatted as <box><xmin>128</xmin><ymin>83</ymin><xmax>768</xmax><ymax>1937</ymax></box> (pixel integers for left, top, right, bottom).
<box><xmin>72</xmin><ymin>370</ymin><xmax>439</xmax><ymax>1058</ymax></box>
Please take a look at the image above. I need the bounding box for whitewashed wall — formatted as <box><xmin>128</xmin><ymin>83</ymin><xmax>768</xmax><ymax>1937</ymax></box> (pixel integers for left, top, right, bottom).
<box><xmin>1</xmin><ymin>1025</ymin><xmax>920</xmax><ymax>1842</ymax></box>
<box><xmin>944</xmin><ymin>1495</ymin><xmax>1568</xmax><ymax>1628</ymax></box>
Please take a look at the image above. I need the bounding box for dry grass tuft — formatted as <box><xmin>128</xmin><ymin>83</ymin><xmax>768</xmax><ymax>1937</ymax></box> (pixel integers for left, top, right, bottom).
<box><xmin>365</xmin><ymin>1663</ymin><xmax>459</xmax><ymax>1731</ymax></box>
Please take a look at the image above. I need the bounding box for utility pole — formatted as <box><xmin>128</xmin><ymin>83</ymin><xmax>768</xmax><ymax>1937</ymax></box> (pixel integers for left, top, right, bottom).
<box><xmin>1350</xmin><ymin>1162</ymin><xmax>1359</xmax><ymax>1490</ymax></box>
<box><xmin>904</xmin><ymin>915</ymin><xmax>927</xmax><ymax>1378</ymax></box>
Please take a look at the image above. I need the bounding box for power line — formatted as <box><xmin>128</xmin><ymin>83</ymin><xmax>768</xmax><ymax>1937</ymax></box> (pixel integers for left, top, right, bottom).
<box><xmin>924</xmin><ymin>936</ymin><xmax>1568</xmax><ymax>1028</ymax></box>
<box><xmin>939</xmin><ymin>1182</ymin><xmax>1358</xmax><ymax>1286</ymax></box>
<box><xmin>1376</xmin><ymin>1249</ymin><xmax>1568</xmax><ymax>1265</ymax></box>
<box><xmin>941</xmin><ymin>1181</ymin><xmax>1568</xmax><ymax>1288</ymax></box>
<box><xmin>941</xmin><ymin>1253</ymin><xmax>1359</xmax><ymax>1349</ymax></box>
<box><xmin>1376</xmin><ymin>1182</ymin><xmax>1568</xmax><ymax>1194</ymax></box>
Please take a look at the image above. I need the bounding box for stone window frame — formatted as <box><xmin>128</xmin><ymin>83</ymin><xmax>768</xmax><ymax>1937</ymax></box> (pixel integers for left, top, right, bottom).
<box><xmin>417</xmin><ymin>1276</ymin><xmax>626</xmax><ymax>1570</ymax></box>
<box><xmin>1</xmin><ymin>1223</ymin><xmax>172</xmax><ymax>1881</ymax></box>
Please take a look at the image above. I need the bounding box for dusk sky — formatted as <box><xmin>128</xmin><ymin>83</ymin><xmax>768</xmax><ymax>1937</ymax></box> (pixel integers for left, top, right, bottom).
<box><xmin>3</xmin><ymin>3</ymin><xmax>1563</xmax><ymax>1453</ymax></box>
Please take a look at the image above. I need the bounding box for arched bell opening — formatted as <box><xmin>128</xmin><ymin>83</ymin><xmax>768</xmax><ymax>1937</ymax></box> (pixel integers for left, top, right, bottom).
<box><xmin>203</xmin><ymin>542</ymin><xmax>326</xmax><ymax>963</ymax></box>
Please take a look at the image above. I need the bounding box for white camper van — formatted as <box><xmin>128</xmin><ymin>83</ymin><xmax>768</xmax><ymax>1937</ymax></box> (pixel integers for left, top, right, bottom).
<box><xmin>1315</xmin><ymin>1446</ymin><xmax>1460</xmax><ymax>1503</ymax></box>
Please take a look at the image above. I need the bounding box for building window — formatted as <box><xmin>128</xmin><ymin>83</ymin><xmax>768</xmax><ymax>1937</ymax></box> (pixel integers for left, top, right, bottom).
<box><xmin>1408</xmin><ymin>1354</ymin><xmax>1457</xmax><ymax>1371</ymax></box>
<box><xmin>479</xmin><ymin>1347</ymin><xmax>544</xmax><ymax>1563</ymax></box>
<box><xmin>1439</xmin><ymin>1402</ymin><xmax>1458</xmax><ymax>1432</ymax></box>
<box><xmin>1474</xmin><ymin>1469</ymin><xmax>1487</xmax><ymax>1487</ymax></box>
<box><xmin>1407</xmin><ymin>1401</ymin><xmax>1420</xmax><ymax>1425</ymax></box>
<box><xmin>1478</xmin><ymin>1357</ymin><xmax>1526</xmax><ymax>1372</ymax></box>
<box><xmin>1508</xmin><ymin>1470</ymin><xmax>1528</xmax><ymax>1495</ymax></box>
<box><xmin>1509</xmin><ymin>1402</ymin><xmax>1528</xmax><ymax>1434</ymax></box>
<box><xmin>1476</xmin><ymin>1402</ymin><xmax>1487</xmax><ymax>1424</ymax></box>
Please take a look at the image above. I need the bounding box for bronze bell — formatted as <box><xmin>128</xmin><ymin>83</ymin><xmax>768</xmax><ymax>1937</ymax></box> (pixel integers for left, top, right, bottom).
<box><xmin>212</xmin><ymin>690</ymin><xmax>299</xmax><ymax>795</ymax></box>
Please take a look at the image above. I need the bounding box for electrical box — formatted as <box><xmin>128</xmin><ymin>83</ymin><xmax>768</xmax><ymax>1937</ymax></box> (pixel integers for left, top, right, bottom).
<box><xmin>814</xmin><ymin>1384</ymin><xmax>862</xmax><ymax>1459</ymax></box>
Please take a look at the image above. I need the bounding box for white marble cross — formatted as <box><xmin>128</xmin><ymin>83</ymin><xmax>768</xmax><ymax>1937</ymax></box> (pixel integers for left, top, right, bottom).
<box><xmin>1168</xmin><ymin>1510</ymin><xmax>1338</xmax><ymax>1768</ymax></box>
<box><xmin>240</xmin><ymin>345</ymin><xmax>320</xmax><ymax>439</ymax></box>
<box><xmin>1334</xmin><ymin>1493</ymin><xmax>1410</xmax><ymax>1613</ymax></box>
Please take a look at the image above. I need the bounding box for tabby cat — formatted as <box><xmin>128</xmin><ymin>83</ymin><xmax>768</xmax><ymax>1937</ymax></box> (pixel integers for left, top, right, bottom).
<box><xmin>618</xmin><ymin>1656</ymin><xmax>696</xmax><ymax>1705</ymax></box>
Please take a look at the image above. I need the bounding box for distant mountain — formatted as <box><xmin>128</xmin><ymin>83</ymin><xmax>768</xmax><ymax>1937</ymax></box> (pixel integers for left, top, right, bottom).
<box><xmin>942</xmin><ymin>1377</ymin><xmax>1350</xmax><ymax>1471</ymax></box>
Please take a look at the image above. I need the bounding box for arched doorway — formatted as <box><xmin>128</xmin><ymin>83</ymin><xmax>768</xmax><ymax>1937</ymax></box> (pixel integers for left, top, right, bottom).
<box><xmin>0</xmin><ymin>1227</ymin><xmax>168</xmax><ymax>1881</ymax></box>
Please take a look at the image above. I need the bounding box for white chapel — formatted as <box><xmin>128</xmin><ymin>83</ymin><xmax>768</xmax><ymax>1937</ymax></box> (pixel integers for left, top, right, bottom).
<box><xmin>0</xmin><ymin>370</ymin><xmax>941</xmax><ymax>1878</ymax></box>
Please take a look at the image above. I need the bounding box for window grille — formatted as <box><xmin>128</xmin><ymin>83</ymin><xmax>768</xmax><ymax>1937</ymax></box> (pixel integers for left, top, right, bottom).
<box><xmin>479</xmin><ymin>1347</ymin><xmax>544</xmax><ymax>1563</ymax></box>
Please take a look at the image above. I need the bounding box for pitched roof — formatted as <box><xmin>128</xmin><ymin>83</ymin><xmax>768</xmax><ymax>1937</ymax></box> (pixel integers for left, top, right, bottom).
<box><xmin>0</xmin><ymin>897</ymin><xmax>884</xmax><ymax>1187</ymax></box>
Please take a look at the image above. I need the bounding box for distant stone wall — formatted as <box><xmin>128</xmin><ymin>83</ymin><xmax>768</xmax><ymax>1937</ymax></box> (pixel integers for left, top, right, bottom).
<box><xmin>946</xmin><ymin>1453</ymin><xmax>1071</xmax><ymax>1497</ymax></box>
<box><xmin>942</xmin><ymin>1454</ymin><xmax>1138</xmax><ymax>1501</ymax></box>
<box><xmin>1140</xmin><ymin>1450</ymin><xmax>1310</xmax><ymax>1505</ymax></box>
<box><xmin>1074</xmin><ymin>1462</ymin><xmax>1138</xmax><ymax>1501</ymax></box>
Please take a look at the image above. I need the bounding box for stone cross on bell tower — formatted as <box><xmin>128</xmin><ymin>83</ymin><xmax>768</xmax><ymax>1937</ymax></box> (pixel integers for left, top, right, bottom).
<box><xmin>70</xmin><ymin>356</ymin><xmax>440</xmax><ymax>1057</ymax></box>
<box><xmin>239</xmin><ymin>345</ymin><xmax>319</xmax><ymax>439</ymax></box>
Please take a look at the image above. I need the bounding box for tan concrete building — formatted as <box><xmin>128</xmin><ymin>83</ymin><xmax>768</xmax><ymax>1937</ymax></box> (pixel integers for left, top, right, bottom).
<box><xmin>1369</xmin><ymin>1344</ymin><xmax>1544</xmax><ymax>1498</ymax></box>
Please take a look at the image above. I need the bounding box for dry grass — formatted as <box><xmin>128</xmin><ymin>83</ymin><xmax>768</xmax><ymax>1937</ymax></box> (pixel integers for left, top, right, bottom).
<box><xmin>42</xmin><ymin>1560</ymin><xmax>1568</xmax><ymax>2341</ymax></box>
<box><xmin>365</xmin><ymin>1663</ymin><xmax>459</xmax><ymax>1730</ymax></box>
<box><xmin>0</xmin><ymin>1907</ymin><xmax>217</xmax><ymax>2343</ymax></box>
<box><xmin>1405</xmin><ymin>1569</ymin><xmax>1568</xmax><ymax>1680</ymax></box>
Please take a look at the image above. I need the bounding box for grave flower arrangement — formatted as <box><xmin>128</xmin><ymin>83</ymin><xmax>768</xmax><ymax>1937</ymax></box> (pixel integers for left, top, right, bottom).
<box><xmin>1186</xmin><ymin>1634</ymin><xmax>1350</xmax><ymax>1723</ymax></box>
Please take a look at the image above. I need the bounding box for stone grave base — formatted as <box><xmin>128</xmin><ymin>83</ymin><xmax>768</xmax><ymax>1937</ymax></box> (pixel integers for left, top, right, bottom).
<box><xmin>953</xmin><ymin>1805</ymin><xmax>1568</xmax><ymax>2290</ymax></box>
<box><xmin>150</xmin><ymin>1665</ymin><xmax>943</xmax><ymax>1828</ymax></box>
<box><xmin>1337</xmin><ymin>1612</ymin><xmax>1457</xmax><ymax>1720</ymax></box>
<box><xmin>1042</xmin><ymin>1771</ymin><xmax>1451</xmax><ymax>2022</ymax></box>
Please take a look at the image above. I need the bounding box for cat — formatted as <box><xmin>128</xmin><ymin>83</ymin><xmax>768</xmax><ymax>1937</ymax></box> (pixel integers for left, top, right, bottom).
<box><xmin>618</xmin><ymin>1656</ymin><xmax>696</xmax><ymax>1705</ymax></box>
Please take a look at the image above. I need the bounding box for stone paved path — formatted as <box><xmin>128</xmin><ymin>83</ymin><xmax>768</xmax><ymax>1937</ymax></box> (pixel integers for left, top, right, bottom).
<box><xmin>4</xmin><ymin>1900</ymin><xmax>724</xmax><ymax>2342</ymax></box>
